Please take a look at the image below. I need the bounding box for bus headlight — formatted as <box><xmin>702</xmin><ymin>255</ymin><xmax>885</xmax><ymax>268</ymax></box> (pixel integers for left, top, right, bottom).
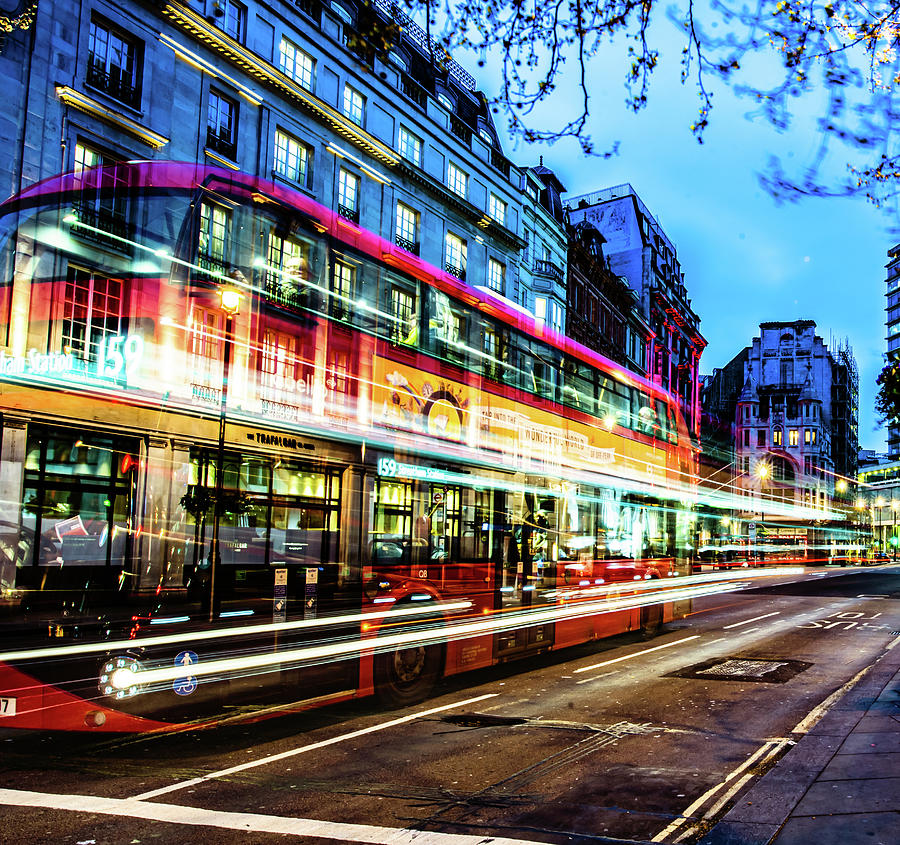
<box><xmin>100</xmin><ymin>656</ymin><xmax>143</xmax><ymax>698</ymax></box>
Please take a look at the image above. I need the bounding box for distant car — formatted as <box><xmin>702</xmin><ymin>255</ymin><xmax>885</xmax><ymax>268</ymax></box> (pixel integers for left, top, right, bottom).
<box><xmin>864</xmin><ymin>552</ymin><xmax>890</xmax><ymax>565</ymax></box>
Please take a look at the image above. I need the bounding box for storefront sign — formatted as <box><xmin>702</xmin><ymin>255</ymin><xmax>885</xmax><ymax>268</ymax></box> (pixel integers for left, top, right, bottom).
<box><xmin>377</xmin><ymin>458</ymin><xmax>467</xmax><ymax>485</ymax></box>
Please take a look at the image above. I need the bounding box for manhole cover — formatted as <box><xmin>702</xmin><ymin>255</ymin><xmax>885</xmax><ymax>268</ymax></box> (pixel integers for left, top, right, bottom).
<box><xmin>667</xmin><ymin>657</ymin><xmax>812</xmax><ymax>683</ymax></box>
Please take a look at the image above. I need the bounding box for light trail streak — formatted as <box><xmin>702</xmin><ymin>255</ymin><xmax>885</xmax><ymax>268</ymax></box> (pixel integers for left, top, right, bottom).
<box><xmin>0</xmin><ymin>600</ymin><xmax>475</xmax><ymax>664</ymax></box>
<box><xmin>1</xmin><ymin>569</ymin><xmax>803</xmax><ymax>668</ymax></box>
<box><xmin>107</xmin><ymin>581</ymin><xmax>738</xmax><ymax>692</ymax></box>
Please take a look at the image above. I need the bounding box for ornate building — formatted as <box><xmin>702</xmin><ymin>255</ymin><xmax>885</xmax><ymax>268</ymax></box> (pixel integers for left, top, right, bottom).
<box><xmin>565</xmin><ymin>184</ymin><xmax>706</xmax><ymax>438</ymax></box>
<box><xmin>565</xmin><ymin>219</ymin><xmax>650</xmax><ymax>375</ymax></box>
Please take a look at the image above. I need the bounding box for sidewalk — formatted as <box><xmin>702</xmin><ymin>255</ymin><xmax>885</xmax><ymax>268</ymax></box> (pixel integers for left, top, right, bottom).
<box><xmin>700</xmin><ymin>636</ymin><xmax>900</xmax><ymax>845</ymax></box>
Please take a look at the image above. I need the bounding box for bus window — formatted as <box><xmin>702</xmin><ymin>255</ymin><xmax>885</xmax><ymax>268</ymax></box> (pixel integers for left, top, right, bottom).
<box><xmin>427</xmin><ymin>288</ymin><xmax>468</xmax><ymax>368</ymax></box>
<box><xmin>480</xmin><ymin>319</ymin><xmax>508</xmax><ymax>382</ymax></box>
<box><xmin>561</xmin><ymin>357</ymin><xmax>595</xmax><ymax>415</ymax></box>
<box><xmin>385</xmin><ymin>277</ymin><xmax>419</xmax><ymax>346</ymax></box>
<box><xmin>598</xmin><ymin>375</ymin><xmax>629</xmax><ymax>428</ymax></box>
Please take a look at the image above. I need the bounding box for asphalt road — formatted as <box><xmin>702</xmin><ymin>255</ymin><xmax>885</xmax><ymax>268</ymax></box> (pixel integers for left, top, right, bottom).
<box><xmin>1</xmin><ymin>564</ymin><xmax>898</xmax><ymax>845</ymax></box>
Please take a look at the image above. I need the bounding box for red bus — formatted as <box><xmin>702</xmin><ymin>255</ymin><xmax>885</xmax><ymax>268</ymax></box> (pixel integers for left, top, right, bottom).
<box><xmin>0</xmin><ymin>162</ymin><xmax>700</xmax><ymax>731</ymax></box>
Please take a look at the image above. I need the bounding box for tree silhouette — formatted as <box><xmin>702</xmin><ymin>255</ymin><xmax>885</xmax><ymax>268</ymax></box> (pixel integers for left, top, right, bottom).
<box><xmin>876</xmin><ymin>358</ymin><xmax>900</xmax><ymax>426</ymax></box>
<box><xmin>394</xmin><ymin>0</ymin><xmax>900</xmax><ymax>219</ymax></box>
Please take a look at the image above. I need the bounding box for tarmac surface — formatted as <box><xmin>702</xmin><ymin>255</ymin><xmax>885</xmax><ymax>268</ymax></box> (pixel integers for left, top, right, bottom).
<box><xmin>701</xmin><ymin>631</ymin><xmax>900</xmax><ymax>845</ymax></box>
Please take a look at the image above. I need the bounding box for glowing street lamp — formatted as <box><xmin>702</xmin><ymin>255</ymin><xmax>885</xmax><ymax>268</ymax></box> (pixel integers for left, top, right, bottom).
<box><xmin>208</xmin><ymin>286</ymin><xmax>242</xmax><ymax>622</ymax></box>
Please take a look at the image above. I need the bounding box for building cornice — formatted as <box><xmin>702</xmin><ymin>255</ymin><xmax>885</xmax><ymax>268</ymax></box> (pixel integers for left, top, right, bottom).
<box><xmin>55</xmin><ymin>86</ymin><xmax>170</xmax><ymax>148</ymax></box>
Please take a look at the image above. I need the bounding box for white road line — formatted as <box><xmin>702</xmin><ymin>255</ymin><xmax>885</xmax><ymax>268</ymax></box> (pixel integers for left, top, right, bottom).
<box><xmin>131</xmin><ymin>693</ymin><xmax>498</xmax><ymax>801</ymax></box>
<box><xmin>574</xmin><ymin>670</ymin><xmax>618</xmax><ymax>685</ymax></box>
<box><xmin>651</xmin><ymin>739</ymin><xmax>782</xmax><ymax>843</ymax></box>
<box><xmin>573</xmin><ymin>636</ymin><xmax>701</xmax><ymax>674</ymax></box>
<box><xmin>0</xmin><ymin>788</ymin><xmax>540</xmax><ymax>845</ymax></box>
<box><xmin>722</xmin><ymin>612</ymin><xmax>780</xmax><ymax>629</ymax></box>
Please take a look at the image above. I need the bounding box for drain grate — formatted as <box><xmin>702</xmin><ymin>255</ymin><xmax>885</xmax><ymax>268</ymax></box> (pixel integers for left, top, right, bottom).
<box><xmin>667</xmin><ymin>656</ymin><xmax>812</xmax><ymax>684</ymax></box>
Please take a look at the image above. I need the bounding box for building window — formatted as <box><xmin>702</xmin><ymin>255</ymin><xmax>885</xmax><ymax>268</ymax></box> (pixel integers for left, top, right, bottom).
<box><xmin>397</xmin><ymin>126</ymin><xmax>422</xmax><ymax>167</ymax></box>
<box><xmin>437</xmin><ymin>92</ymin><xmax>454</xmax><ymax>110</ymax></box>
<box><xmin>87</xmin><ymin>17</ymin><xmax>141</xmax><ymax>107</ymax></box>
<box><xmin>207</xmin><ymin>90</ymin><xmax>238</xmax><ymax>159</ymax></box>
<box><xmin>478</xmin><ymin>128</ymin><xmax>493</xmax><ymax>146</ymax></box>
<box><xmin>487</xmin><ymin>258</ymin><xmax>505</xmax><ymax>293</ymax></box>
<box><xmin>743</xmin><ymin>429</ymin><xmax>750</xmax><ymax>447</ymax></box>
<box><xmin>260</xmin><ymin>328</ymin><xmax>295</xmax><ymax>390</ymax></box>
<box><xmin>198</xmin><ymin>201</ymin><xmax>229</xmax><ymax>273</ymax></box>
<box><xmin>217</xmin><ymin>0</ymin><xmax>246</xmax><ymax>42</ymax></box>
<box><xmin>804</xmin><ymin>428</ymin><xmax>812</xmax><ymax>444</ymax></box>
<box><xmin>273</xmin><ymin>128</ymin><xmax>311</xmax><ymax>187</ymax></box>
<box><xmin>390</xmin><ymin>284</ymin><xmax>418</xmax><ymax>345</ymax></box>
<box><xmin>743</xmin><ymin>405</ymin><xmax>750</xmax><ymax>421</ymax></box>
<box><xmin>789</xmin><ymin>428</ymin><xmax>799</xmax><ymax>446</ymax></box>
<box><xmin>447</xmin><ymin>163</ymin><xmax>467</xmax><ymax>198</ymax></box>
<box><xmin>394</xmin><ymin>202</ymin><xmax>419</xmax><ymax>254</ymax></box>
<box><xmin>342</xmin><ymin>84</ymin><xmax>365</xmax><ymax>125</ymax></box>
<box><xmin>61</xmin><ymin>266</ymin><xmax>124</xmax><ymax>366</ymax></box>
<box><xmin>264</xmin><ymin>231</ymin><xmax>308</xmax><ymax>309</ymax></box>
<box><xmin>190</xmin><ymin>305</ymin><xmax>222</xmax><ymax>385</ymax></box>
<box><xmin>757</xmin><ymin>429</ymin><xmax>766</xmax><ymax>447</ymax></box>
<box><xmin>331</xmin><ymin>260</ymin><xmax>355</xmax><ymax>320</ymax></box>
<box><xmin>337</xmin><ymin>168</ymin><xmax>360</xmax><ymax>222</ymax></box>
<box><xmin>533</xmin><ymin>297</ymin><xmax>563</xmax><ymax>332</ymax></box>
<box><xmin>279</xmin><ymin>37</ymin><xmax>315</xmax><ymax>91</ymax></box>
<box><xmin>488</xmin><ymin>193</ymin><xmax>507</xmax><ymax>225</ymax></box>
<box><xmin>72</xmin><ymin>142</ymin><xmax>131</xmax><ymax>240</ymax></box>
<box><xmin>444</xmin><ymin>232</ymin><xmax>466</xmax><ymax>280</ymax></box>
<box><xmin>773</xmin><ymin>427</ymin><xmax>783</xmax><ymax>447</ymax></box>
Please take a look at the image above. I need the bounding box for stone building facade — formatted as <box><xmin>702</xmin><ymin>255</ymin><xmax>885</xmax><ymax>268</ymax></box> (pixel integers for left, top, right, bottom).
<box><xmin>0</xmin><ymin>0</ymin><xmax>569</xmax><ymax>315</ymax></box>
<box><xmin>565</xmin><ymin>184</ymin><xmax>706</xmax><ymax>439</ymax></box>
<box><xmin>712</xmin><ymin>320</ymin><xmax>859</xmax><ymax>513</ymax></box>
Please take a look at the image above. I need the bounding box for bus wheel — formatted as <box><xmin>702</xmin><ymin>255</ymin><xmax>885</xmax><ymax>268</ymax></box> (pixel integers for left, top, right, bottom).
<box><xmin>640</xmin><ymin>601</ymin><xmax>663</xmax><ymax>639</ymax></box>
<box><xmin>374</xmin><ymin>642</ymin><xmax>442</xmax><ymax>708</ymax></box>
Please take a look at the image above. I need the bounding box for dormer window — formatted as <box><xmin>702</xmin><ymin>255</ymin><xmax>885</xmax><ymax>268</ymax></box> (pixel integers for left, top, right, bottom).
<box><xmin>437</xmin><ymin>92</ymin><xmax>454</xmax><ymax>110</ymax></box>
<box><xmin>478</xmin><ymin>128</ymin><xmax>493</xmax><ymax>146</ymax></box>
<box><xmin>331</xmin><ymin>2</ymin><xmax>353</xmax><ymax>24</ymax></box>
<box><xmin>388</xmin><ymin>50</ymin><xmax>407</xmax><ymax>70</ymax></box>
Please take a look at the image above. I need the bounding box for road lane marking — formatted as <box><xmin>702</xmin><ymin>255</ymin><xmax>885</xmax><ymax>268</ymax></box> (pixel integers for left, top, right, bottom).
<box><xmin>130</xmin><ymin>693</ymin><xmax>498</xmax><ymax>801</ymax></box>
<box><xmin>722</xmin><ymin>612</ymin><xmax>780</xmax><ymax>629</ymax></box>
<box><xmin>573</xmin><ymin>636</ymin><xmax>701</xmax><ymax>674</ymax></box>
<box><xmin>574</xmin><ymin>670</ymin><xmax>618</xmax><ymax>685</ymax></box>
<box><xmin>0</xmin><ymin>788</ymin><xmax>539</xmax><ymax>844</ymax></box>
<box><xmin>652</xmin><ymin>738</ymin><xmax>791</xmax><ymax>843</ymax></box>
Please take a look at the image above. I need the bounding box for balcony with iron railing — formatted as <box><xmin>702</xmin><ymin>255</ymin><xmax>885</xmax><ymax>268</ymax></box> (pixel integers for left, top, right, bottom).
<box><xmin>338</xmin><ymin>203</ymin><xmax>359</xmax><ymax>223</ymax></box>
<box><xmin>533</xmin><ymin>259</ymin><xmax>564</xmax><ymax>285</ymax></box>
<box><xmin>445</xmin><ymin>262</ymin><xmax>466</xmax><ymax>281</ymax></box>
<box><xmin>263</xmin><ymin>275</ymin><xmax>309</xmax><ymax>311</ymax></box>
<box><xmin>86</xmin><ymin>57</ymin><xmax>140</xmax><ymax>108</ymax></box>
<box><xmin>400</xmin><ymin>73</ymin><xmax>427</xmax><ymax>108</ymax></box>
<box><xmin>197</xmin><ymin>252</ymin><xmax>228</xmax><ymax>278</ymax></box>
<box><xmin>395</xmin><ymin>234</ymin><xmax>420</xmax><ymax>255</ymax></box>
<box><xmin>490</xmin><ymin>147</ymin><xmax>511</xmax><ymax>178</ymax></box>
<box><xmin>449</xmin><ymin>114</ymin><xmax>472</xmax><ymax>145</ymax></box>
<box><xmin>206</xmin><ymin>127</ymin><xmax>237</xmax><ymax>161</ymax></box>
<box><xmin>71</xmin><ymin>202</ymin><xmax>134</xmax><ymax>251</ymax></box>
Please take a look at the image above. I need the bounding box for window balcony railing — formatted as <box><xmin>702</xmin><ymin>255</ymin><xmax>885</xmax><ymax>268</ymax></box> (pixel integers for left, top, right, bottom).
<box><xmin>206</xmin><ymin>127</ymin><xmax>237</xmax><ymax>160</ymax></box>
<box><xmin>197</xmin><ymin>252</ymin><xmax>227</xmax><ymax>277</ymax></box>
<box><xmin>264</xmin><ymin>277</ymin><xmax>307</xmax><ymax>311</ymax></box>
<box><xmin>72</xmin><ymin>202</ymin><xmax>133</xmax><ymax>249</ymax></box>
<box><xmin>400</xmin><ymin>74</ymin><xmax>427</xmax><ymax>108</ymax></box>
<box><xmin>449</xmin><ymin>114</ymin><xmax>472</xmax><ymax>145</ymax></box>
<box><xmin>86</xmin><ymin>57</ymin><xmax>140</xmax><ymax>108</ymax></box>
<box><xmin>445</xmin><ymin>262</ymin><xmax>466</xmax><ymax>281</ymax></box>
<box><xmin>490</xmin><ymin>147</ymin><xmax>511</xmax><ymax>178</ymax></box>
<box><xmin>337</xmin><ymin>203</ymin><xmax>359</xmax><ymax>223</ymax></box>
<box><xmin>395</xmin><ymin>234</ymin><xmax>419</xmax><ymax>255</ymax></box>
<box><xmin>534</xmin><ymin>259</ymin><xmax>564</xmax><ymax>284</ymax></box>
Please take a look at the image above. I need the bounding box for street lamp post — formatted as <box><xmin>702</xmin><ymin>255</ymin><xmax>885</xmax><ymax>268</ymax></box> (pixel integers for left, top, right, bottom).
<box><xmin>892</xmin><ymin>501</ymin><xmax>899</xmax><ymax>561</ymax></box>
<box><xmin>208</xmin><ymin>286</ymin><xmax>241</xmax><ymax>622</ymax></box>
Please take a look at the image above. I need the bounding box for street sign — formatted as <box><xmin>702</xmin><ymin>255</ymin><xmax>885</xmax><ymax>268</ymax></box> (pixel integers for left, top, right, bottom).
<box><xmin>173</xmin><ymin>650</ymin><xmax>198</xmax><ymax>696</ymax></box>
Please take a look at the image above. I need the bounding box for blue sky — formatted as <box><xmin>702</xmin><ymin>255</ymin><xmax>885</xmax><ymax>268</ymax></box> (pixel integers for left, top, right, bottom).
<box><xmin>460</xmin><ymin>13</ymin><xmax>891</xmax><ymax>452</ymax></box>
